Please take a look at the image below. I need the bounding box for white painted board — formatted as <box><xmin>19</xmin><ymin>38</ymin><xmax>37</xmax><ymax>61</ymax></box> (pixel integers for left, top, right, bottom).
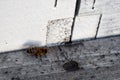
<box><xmin>72</xmin><ymin>14</ymin><xmax>100</xmax><ymax>41</ymax></box>
<box><xmin>0</xmin><ymin>0</ymin><xmax>76</xmax><ymax>52</ymax></box>
<box><xmin>95</xmin><ymin>0</ymin><xmax>120</xmax><ymax>14</ymax></box>
<box><xmin>50</xmin><ymin>0</ymin><xmax>76</xmax><ymax>20</ymax></box>
<box><xmin>97</xmin><ymin>13</ymin><xmax>120</xmax><ymax>38</ymax></box>
<box><xmin>78</xmin><ymin>0</ymin><xmax>95</xmax><ymax>15</ymax></box>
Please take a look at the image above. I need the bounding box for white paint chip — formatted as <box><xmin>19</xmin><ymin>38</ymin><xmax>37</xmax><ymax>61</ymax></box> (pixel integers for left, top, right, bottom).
<box><xmin>72</xmin><ymin>14</ymin><xmax>100</xmax><ymax>41</ymax></box>
<box><xmin>97</xmin><ymin>13</ymin><xmax>120</xmax><ymax>38</ymax></box>
<box><xmin>46</xmin><ymin>18</ymin><xmax>73</xmax><ymax>46</ymax></box>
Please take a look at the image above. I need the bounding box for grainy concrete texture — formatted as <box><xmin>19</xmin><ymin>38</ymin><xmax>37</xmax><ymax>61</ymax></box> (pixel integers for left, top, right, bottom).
<box><xmin>0</xmin><ymin>36</ymin><xmax>120</xmax><ymax>80</ymax></box>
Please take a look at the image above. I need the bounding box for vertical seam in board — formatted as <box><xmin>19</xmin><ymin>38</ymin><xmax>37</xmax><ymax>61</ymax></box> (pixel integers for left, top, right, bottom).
<box><xmin>69</xmin><ymin>0</ymin><xmax>81</xmax><ymax>43</ymax></box>
<box><xmin>95</xmin><ymin>14</ymin><xmax>103</xmax><ymax>39</ymax></box>
<box><xmin>46</xmin><ymin>22</ymin><xmax>49</xmax><ymax>46</ymax></box>
<box><xmin>92</xmin><ymin>0</ymin><xmax>96</xmax><ymax>9</ymax></box>
<box><xmin>54</xmin><ymin>0</ymin><xmax>58</xmax><ymax>7</ymax></box>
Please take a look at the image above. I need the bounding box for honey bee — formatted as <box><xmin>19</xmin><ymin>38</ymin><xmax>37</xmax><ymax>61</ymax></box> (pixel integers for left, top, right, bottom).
<box><xmin>26</xmin><ymin>47</ymin><xmax>47</xmax><ymax>57</ymax></box>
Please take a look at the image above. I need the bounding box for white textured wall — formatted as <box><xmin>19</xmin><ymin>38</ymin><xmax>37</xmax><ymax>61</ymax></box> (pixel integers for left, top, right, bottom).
<box><xmin>0</xmin><ymin>0</ymin><xmax>76</xmax><ymax>52</ymax></box>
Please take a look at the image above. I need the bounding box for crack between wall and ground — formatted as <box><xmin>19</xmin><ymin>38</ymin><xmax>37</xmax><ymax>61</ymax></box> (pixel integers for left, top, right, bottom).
<box><xmin>95</xmin><ymin>14</ymin><xmax>102</xmax><ymax>39</ymax></box>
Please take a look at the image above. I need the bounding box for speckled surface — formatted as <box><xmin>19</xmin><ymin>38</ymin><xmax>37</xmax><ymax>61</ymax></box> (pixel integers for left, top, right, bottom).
<box><xmin>0</xmin><ymin>36</ymin><xmax>120</xmax><ymax>80</ymax></box>
<box><xmin>46</xmin><ymin>18</ymin><xmax>73</xmax><ymax>46</ymax></box>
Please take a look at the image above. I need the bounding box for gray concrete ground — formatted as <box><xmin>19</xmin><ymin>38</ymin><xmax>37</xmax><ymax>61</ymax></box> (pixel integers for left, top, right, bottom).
<box><xmin>0</xmin><ymin>36</ymin><xmax>120</xmax><ymax>80</ymax></box>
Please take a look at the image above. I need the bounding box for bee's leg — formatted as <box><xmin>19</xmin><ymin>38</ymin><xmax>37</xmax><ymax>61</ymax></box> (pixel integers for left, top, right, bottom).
<box><xmin>34</xmin><ymin>53</ymin><xmax>38</xmax><ymax>58</ymax></box>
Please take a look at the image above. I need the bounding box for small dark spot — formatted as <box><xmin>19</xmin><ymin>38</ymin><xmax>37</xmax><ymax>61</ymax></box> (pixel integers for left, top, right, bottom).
<box><xmin>100</xmin><ymin>55</ymin><xmax>105</xmax><ymax>58</ymax></box>
<box><xmin>41</xmin><ymin>72</ymin><xmax>44</xmax><ymax>74</ymax></box>
<box><xmin>96</xmin><ymin>67</ymin><xmax>100</xmax><ymax>70</ymax></box>
<box><xmin>94</xmin><ymin>48</ymin><xmax>98</xmax><ymax>51</ymax></box>
<box><xmin>53</xmin><ymin>60</ymin><xmax>59</xmax><ymax>63</ymax></box>
<box><xmin>62</xmin><ymin>60</ymin><xmax>65</xmax><ymax>62</ymax></box>
<box><xmin>43</xmin><ymin>69</ymin><xmax>46</xmax><ymax>71</ymax></box>
<box><xmin>108</xmin><ymin>47</ymin><xmax>111</xmax><ymax>50</ymax></box>
<box><xmin>91</xmin><ymin>75</ymin><xmax>95</xmax><ymax>78</ymax></box>
<box><xmin>17</xmin><ymin>68</ymin><xmax>22</xmax><ymax>71</ymax></box>
<box><xmin>115</xmin><ymin>53</ymin><xmax>119</xmax><ymax>56</ymax></box>
<box><xmin>26</xmin><ymin>50</ymin><xmax>29</xmax><ymax>53</ymax></box>
<box><xmin>106</xmin><ymin>66</ymin><xmax>110</xmax><ymax>69</ymax></box>
<box><xmin>4</xmin><ymin>71</ymin><xmax>8</xmax><ymax>74</ymax></box>
<box><xmin>92</xmin><ymin>7</ymin><xmax>94</xmax><ymax>9</ymax></box>
<box><xmin>110</xmin><ymin>38</ymin><xmax>114</xmax><ymax>41</ymax></box>
<box><xmin>79</xmin><ymin>67</ymin><xmax>84</xmax><ymax>70</ymax></box>
<box><xmin>11</xmin><ymin>77</ymin><xmax>20</xmax><ymax>80</ymax></box>
<box><xmin>44</xmin><ymin>49</ymin><xmax>47</xmax><ymax>53</ymax></box>
<box><xmin>63</xmin><ymin>60</ymin><xmax>79</xmax><ymax>72</ymax></box>
<box><xmin>110</xmin><ymin>60</ymin><xmax>113</xmax><ymax>62</ymax></box>
<box><xmin>15</xmin><ymin>60</ymin><xmax>18</xmax><ymax>61</ymax></box>
<box><xmin>51</xmin><ymin>67</ymin><xmax>54</xmax><ymax>70</ymax></box>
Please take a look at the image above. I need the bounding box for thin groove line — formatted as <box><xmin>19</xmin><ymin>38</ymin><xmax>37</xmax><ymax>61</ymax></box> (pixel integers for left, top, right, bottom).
<box><xmin>95</xmin><ymin>14</ymin><xmax>102</xmax><ymax>39</ymax></box>
<box><xmin>69</xmin><ymin>17</ymin><xmax>76</xmax><ymax>43</ymax></box>
<box><xmin>54</xmin><ymin>0</ymin><xmax>58</xmax><ymax>7</ymax></box>
<box><xmin>92</xmin><ymin>0</ymin><xmax>96</xmax><ymax>9</ymax></box>
<box><xmin>69</xmin><ymin>0</ymin><xmax>81</xmax><ymax>43</ymax></box>
<box><xmin>46</xmin><ymin>23</ymin><xmax>49</xmax><ymax>47</ymax></box>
